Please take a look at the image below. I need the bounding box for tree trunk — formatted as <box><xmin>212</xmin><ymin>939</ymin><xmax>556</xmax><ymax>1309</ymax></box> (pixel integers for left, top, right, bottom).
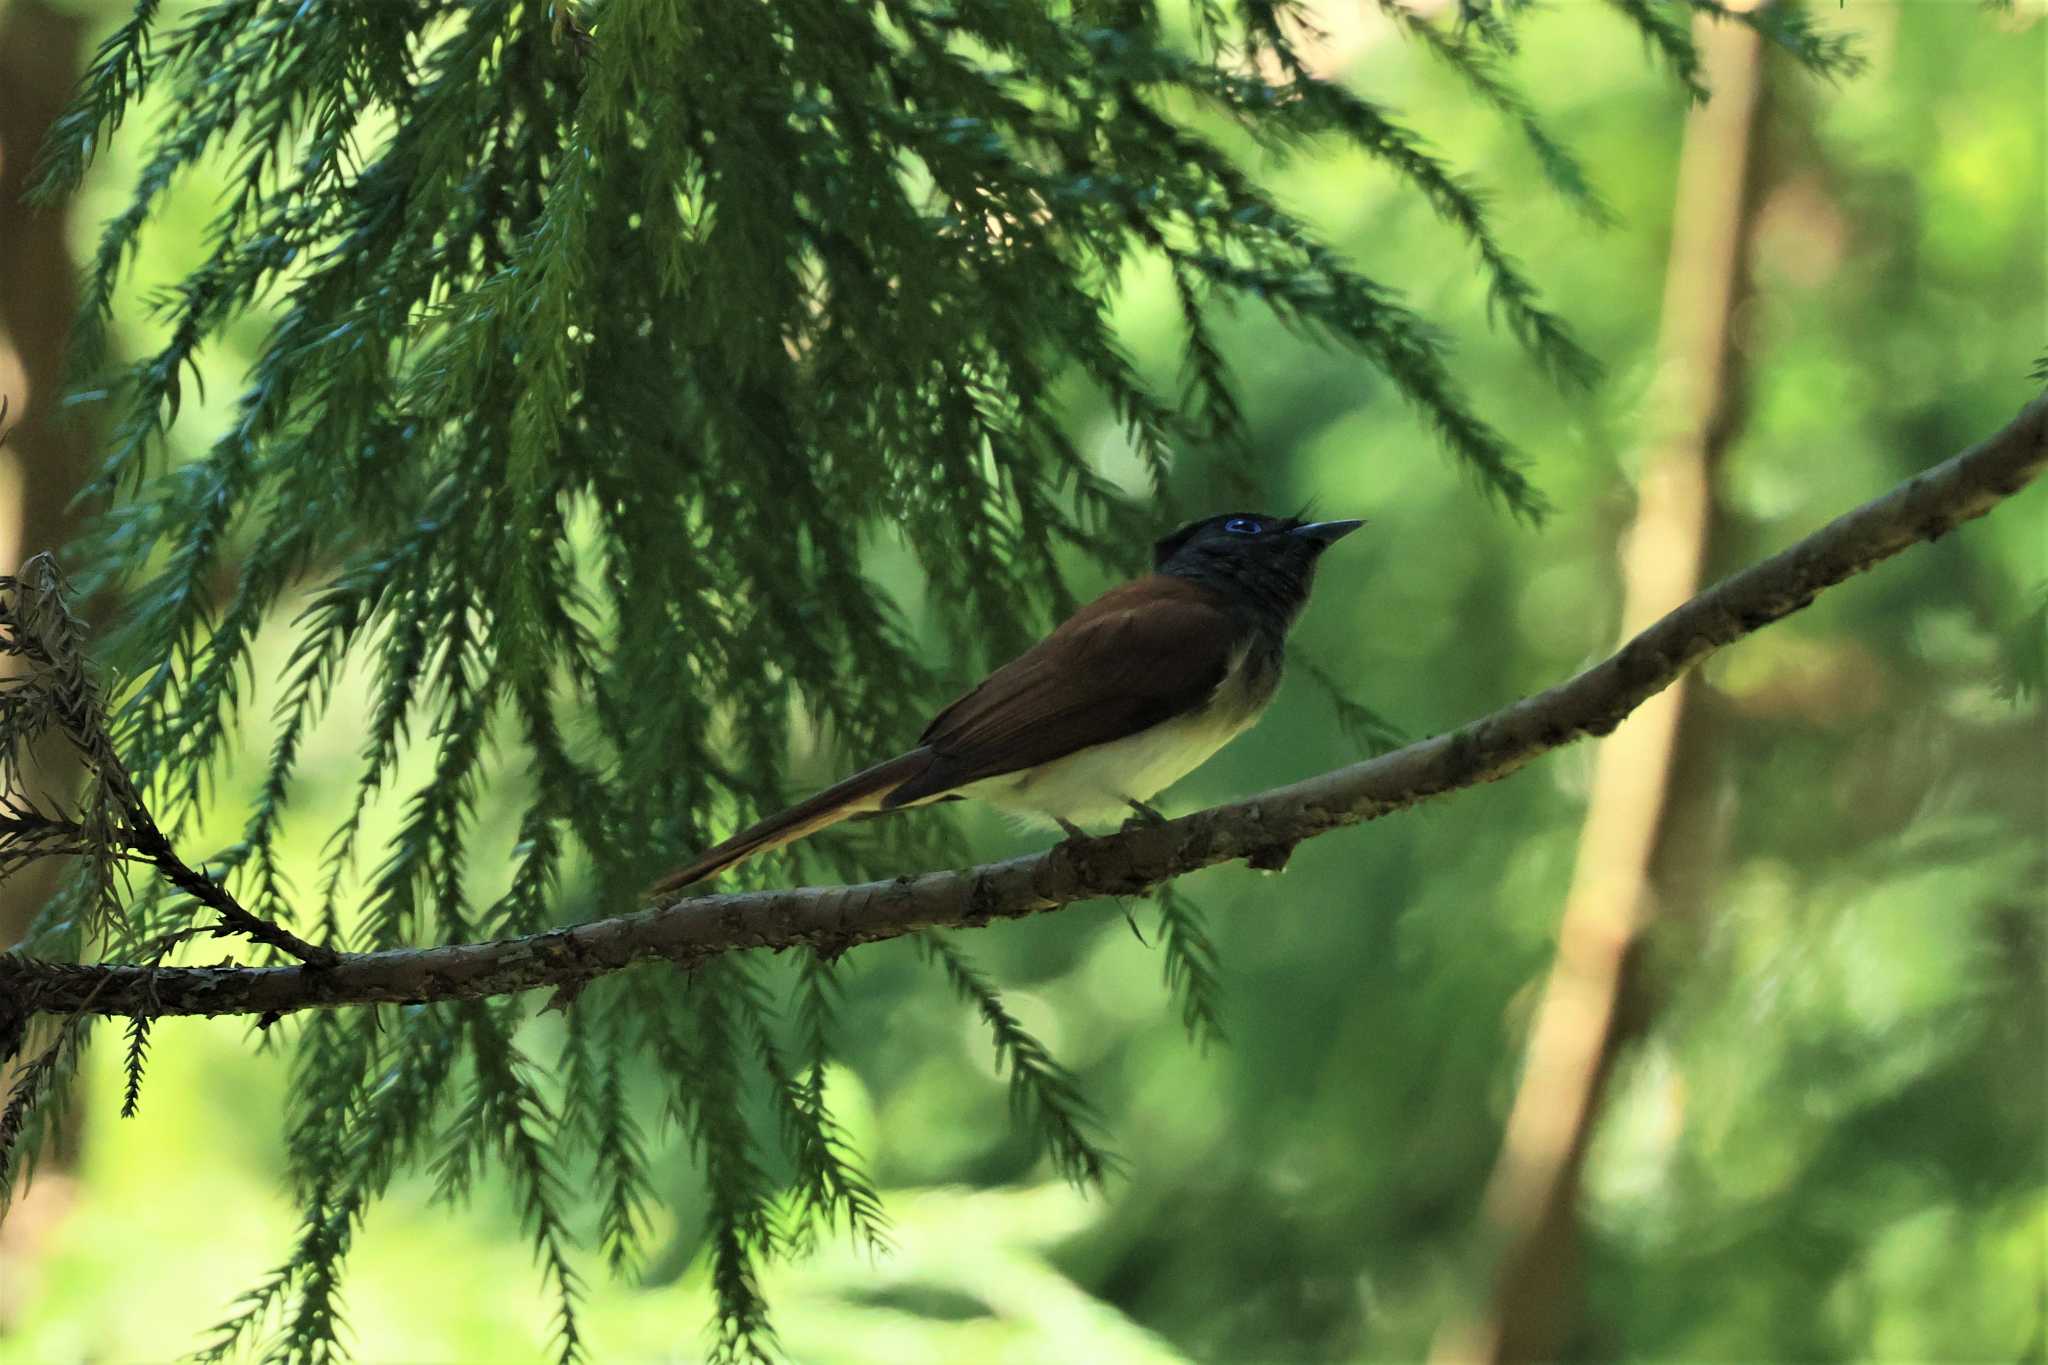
<box><xmin>1431</xmin><ymin>17</ymin><xmax>1769</xmax><ymax>1363</ymax></box>
<box><xmin>0</xmin><ymin>0</ymin><xmax>91</xmax><ymax>1332</ymax></box>
<box><xmin>0</xmin><ymin>0</ymin><xmax>89</xmax><ymax>946</ymax></box>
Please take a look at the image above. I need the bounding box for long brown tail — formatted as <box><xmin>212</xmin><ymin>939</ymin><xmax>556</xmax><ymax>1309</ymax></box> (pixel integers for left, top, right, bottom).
<box><xmin>643</xmin><ymin>748</ymin><xmax>936</xmax><ymax>898</ymax></box>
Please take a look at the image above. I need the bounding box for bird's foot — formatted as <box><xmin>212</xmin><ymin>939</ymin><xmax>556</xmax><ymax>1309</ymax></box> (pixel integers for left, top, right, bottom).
<box><xmin>1053</xmin><ymin>815</ymin><xmax>1091</xmax><ymax>844</ymax></box>
<box><xmin>1121</xmin><ymin>798</ymin><xmax>1170</xmax><ymax>832</ymax></box>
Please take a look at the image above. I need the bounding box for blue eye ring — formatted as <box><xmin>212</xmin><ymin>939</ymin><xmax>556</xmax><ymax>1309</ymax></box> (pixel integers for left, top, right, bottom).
<box><xmin>1223</xmin><ymin>517</ymin><xmax>1262</xmax><ymax>535</ymax></box>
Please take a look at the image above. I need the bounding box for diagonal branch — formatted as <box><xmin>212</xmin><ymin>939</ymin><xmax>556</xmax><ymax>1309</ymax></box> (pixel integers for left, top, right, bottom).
<box><xmin>1</xmin><ymin>392</ymin><xmax>2044</xmax><ymax>1023</ymax></box>
<box><xmin>0</xmin><ymin>553</ymin><xmax>338</xmax><ymax>968</ymax></box>
<box><xmin>120</xmin><ymin>806</ymin><xmax>340</xmax><ymax>968</ymax></box>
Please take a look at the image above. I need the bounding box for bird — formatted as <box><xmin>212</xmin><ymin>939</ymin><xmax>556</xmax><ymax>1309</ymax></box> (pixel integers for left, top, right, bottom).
<box><xmin>646</xmin><ymin>512</ymin><xmax>1363</xmax><ymax>897</ymax></box>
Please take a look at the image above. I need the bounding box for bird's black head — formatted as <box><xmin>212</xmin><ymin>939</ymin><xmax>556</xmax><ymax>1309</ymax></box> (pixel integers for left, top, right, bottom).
<box><xmin>1152</xmin><ymin>512</ymin><xmax>1363</xmax><ymax>625</ymax></box>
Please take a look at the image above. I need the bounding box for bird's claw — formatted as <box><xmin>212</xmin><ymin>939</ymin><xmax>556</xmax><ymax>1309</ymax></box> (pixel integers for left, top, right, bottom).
<box><xmin>1121</xmin><ymin>799</ymin><xmax>1169</xmax><ymax>831</ymax></box>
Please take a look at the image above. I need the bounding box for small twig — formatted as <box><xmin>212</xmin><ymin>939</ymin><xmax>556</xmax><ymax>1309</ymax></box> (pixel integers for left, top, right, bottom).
<box><xmin>123</xmin><ymin>809</ymin><xmax>339</xmax><ymax>967</ymax></box>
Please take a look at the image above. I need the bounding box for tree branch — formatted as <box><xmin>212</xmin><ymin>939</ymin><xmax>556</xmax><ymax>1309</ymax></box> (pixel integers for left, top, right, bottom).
<box><xmin>119</xmin><ymin>806</ymin><xmax>340</xmax><ymax>968</ymax></box>
<box><xmin>2</xmin><ymin>392</ymin><xmax>2043</xmax><ymax>1022</ymax></box>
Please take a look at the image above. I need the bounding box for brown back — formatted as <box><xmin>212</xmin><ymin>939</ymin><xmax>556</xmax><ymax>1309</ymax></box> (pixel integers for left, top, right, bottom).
<box><xmin>884</xmin><ymin>576</ymin><xmax>1241</xmax><ymax>806</ymax></box>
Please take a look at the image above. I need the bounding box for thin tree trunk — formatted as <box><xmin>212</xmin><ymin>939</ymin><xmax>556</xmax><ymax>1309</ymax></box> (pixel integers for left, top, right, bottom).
<box><xmin>0</xmin><ymin>0</ymin><xmax>90</xmax><ymax>1330</ymax></box>
<box><xmin>0</xmin><ymin>0</ymin><xmax>88</xmax><ymax>944</ymax></box>
<box><xmin>1431</xmin><ymin>17</ymin><xmax>1769</xmax><ymax>1363</ymax></box>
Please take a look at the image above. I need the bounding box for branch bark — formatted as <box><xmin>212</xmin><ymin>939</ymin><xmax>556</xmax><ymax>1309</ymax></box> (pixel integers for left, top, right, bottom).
<box><xmin>1</xmin><ymin>391</ymin><xmax>2044</xmax><ymax>1023</ymax></box>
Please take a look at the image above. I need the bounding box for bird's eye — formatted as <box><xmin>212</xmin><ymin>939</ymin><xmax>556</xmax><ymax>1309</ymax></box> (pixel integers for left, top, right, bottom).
<box><xmin>1223</xmin><ymin>517</ymin><xmax>1262</xmax><ymax>535</ymax></box>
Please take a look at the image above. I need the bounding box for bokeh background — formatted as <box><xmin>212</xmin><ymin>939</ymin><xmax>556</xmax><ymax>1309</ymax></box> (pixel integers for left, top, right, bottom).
<box><xmin>0</xmin><ymin>0</ymin><xmax>2042</xmax><ymax>1360</ymax></box>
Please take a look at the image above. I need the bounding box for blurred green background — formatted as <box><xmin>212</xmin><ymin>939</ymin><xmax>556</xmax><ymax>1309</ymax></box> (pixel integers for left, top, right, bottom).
<box><xmin>0</xmin><ymin>0</ymin><xmax>2042</xmax><ymax>1360</ymax></box>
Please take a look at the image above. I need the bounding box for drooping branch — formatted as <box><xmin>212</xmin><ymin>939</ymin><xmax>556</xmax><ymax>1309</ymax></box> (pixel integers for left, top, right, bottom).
<box><xmin>0</xmin><ymin>554</ymin><xmax>338</xmax><ymax>969</ymax></box>
<box><xmin>2</xmin><ymin>392</ymin><xmax>2043</xmax><ymax>1023</ymax></box>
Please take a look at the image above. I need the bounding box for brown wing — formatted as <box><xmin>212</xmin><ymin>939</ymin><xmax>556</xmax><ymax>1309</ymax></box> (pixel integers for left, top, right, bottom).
<box><xmin>882</xmin><ymin>576</ymin><xmax>1241</xmax><ymax>807</ymax></box>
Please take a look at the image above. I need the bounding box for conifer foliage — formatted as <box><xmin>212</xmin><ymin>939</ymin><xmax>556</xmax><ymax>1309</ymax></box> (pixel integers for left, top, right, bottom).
<box><xmin>4</xmin><ymin>0</ymin><xmax>1857</xmax><ymax>1358</ymax></box>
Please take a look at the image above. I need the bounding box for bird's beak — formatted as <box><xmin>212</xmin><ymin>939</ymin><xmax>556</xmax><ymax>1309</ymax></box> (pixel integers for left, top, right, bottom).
<box><xmin>1289</xmin><ymin>519</ymin><xmax>1365</xmax><ymax>547</ymax></box>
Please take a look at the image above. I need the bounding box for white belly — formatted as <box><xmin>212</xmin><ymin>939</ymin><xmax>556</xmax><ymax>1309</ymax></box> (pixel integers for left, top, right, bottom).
<box><xmin>951</xmin><ymin>653</ymin><xmax>1272</xmax><ymax>828</ymax></box>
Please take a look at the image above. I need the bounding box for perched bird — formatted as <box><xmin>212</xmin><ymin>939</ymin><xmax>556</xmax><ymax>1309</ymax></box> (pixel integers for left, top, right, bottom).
<box><xmin>647</xmin><ymin>512</ymin><xmax>1362</xmax><ymax>896</ymax></box>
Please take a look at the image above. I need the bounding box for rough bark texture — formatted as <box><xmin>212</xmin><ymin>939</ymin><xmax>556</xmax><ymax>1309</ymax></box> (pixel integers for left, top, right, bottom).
<box><xmin>0</xmin><ymin>389</ymin><xmax>2042</xmax><ymax>1026</ymax></box>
